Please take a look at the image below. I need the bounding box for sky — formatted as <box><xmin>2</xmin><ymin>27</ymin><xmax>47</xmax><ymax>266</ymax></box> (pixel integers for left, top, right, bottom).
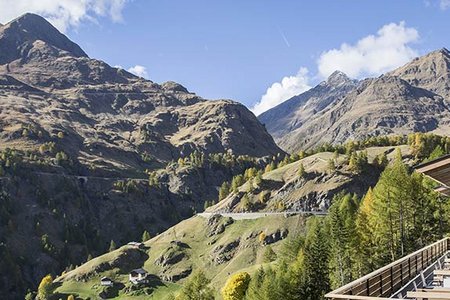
<box><xmin>1</xmin><ymin>0</ymin><xmax>450</xmax><ymax>115</ymax></box>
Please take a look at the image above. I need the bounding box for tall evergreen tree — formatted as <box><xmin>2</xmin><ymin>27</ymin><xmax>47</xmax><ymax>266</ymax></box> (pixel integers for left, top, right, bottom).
<box><xmin>303</xmin><ymin>218</ymin><xmax>330</xmax><ymax>300</ymax></box>
<box><xmin>354</xmin><ymin>188</ymin><xmax>377</xmax><ymax>276</ymax></box>
<box><xmin>328</xmin><ymin>193</ymin><xmax>357</xmax><ymax>288</ymax></box>
<box><xmin>177</xmin><ymin>269</ymin><xmax>214</xmax><ymax>300</ymax></box>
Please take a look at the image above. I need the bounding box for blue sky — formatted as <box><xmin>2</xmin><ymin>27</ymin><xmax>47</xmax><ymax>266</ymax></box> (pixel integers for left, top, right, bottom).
<box><xmin>1</xmin><ymin>0</ymin><xmax>450</xmax><ymax>114</ymax></box>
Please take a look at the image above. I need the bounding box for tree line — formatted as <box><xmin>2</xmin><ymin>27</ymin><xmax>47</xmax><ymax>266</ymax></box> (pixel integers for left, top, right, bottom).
<box><xmin>171</xmin><ymin>148</ymin><xmax>449</xmax><ymax>300</ymax></box>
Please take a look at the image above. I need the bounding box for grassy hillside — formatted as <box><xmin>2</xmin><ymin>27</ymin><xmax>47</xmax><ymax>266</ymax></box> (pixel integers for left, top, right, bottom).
<box><xmin>209</xmin><ymin>145</ymin><xmax>413</xmax><ymax>213</ymax></box>
<box><xmin>54</xmin><ymin>214</ymin><xmax>307</xmax><ymax>299</ymax></box>
<box><xmin>52</xmin><ymin>144</ymin><xmax>415</xmax><ymax>299</ymax></box>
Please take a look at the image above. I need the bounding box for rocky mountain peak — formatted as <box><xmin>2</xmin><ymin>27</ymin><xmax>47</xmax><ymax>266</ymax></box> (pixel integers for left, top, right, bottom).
<box><xmin>161</xmin><ymin>81</ymin><xmax>189</xmax><ymax>93</ymax></box>
<box><xmin>326</xmin><ymin>70</ymin><xmax>352</xmax><ymax>86</ymax></box>
<box><xmin>433</xmin><ymin>47</ymin><xmax>450</xmax><ymax>56</ymax></box>
<box><xmin>0</xmin><ymin>13</ymin><xmax>87</xmax><ymax>65</ymax></box>
<box><xmin>387</xmin><ymin>46</ymin><xmax>450</xmax><ymax>99</ymax></box>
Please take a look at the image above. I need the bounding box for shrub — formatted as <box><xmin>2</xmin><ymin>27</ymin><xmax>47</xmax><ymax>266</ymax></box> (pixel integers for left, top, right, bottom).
<box><xmin>221</xmin><ymin>272</ymin><xmax>251</xmax><ymax>300</ymax></box>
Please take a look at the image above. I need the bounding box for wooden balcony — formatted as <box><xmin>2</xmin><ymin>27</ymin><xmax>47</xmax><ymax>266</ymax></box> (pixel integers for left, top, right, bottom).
<box><xmin>325</xmin><ymin>237</ymin><xmax>450</xmax><ymax>300</ymax></box>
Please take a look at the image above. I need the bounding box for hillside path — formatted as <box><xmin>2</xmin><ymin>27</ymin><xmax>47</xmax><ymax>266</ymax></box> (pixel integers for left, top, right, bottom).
<box><xmin>197</xmin><ymin>211</ymin><xmax>327</xmax><ymax>220</ymax></box>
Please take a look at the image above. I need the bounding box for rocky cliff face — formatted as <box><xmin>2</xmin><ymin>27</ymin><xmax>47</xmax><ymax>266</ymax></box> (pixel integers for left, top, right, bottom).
<box><xmin>259</xmin><ymin>50</ymin><xmax>450</xmax><ymax>152</ymax></box>
<box><xmin>259</xmin><ymin>71</ymin><xmax>358</xmax><ymax>144</ymax></box>
<box><xmin>0</xmin><ymin>13</ymin><xmax>281</xmax><ymax>298</ymax></box>
<box><xmin>388</xmin><ymin>48</ymin><xmax>450</xmax><ymax>100</ymax></box>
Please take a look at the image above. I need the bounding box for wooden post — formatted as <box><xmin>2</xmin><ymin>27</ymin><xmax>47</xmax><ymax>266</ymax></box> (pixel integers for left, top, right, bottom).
<box><xmin>408</xmin><ymin>257</ymin><xmax>411</xmax><ymax>279</ymax></box>
<box><xmin>366</xmin><ymin>279</ymin><xmax>370</xmax><ymax>296</ymax></box>
<box><xmin>416</xmin><ymin>254</ymin><xmax>418</xmax><ymax>275</ymax></box>
<box><xmin>380</xmin><ymin>274</ymin><xmax>383</xmax><ymax>295</ymax></box>
<box><xmin>400</xmin><ymin>262</ymin><xmax>403</xmax><ymax>286</ymax></box>
<box><xmin>422</xmin><ymin>250</ymin><xmax>424</xmax><ymax>270</ymax></box>
<box><xmin>390</xmin><ymin>266</ymin><xmax>394</xmax><ymax>293</ymax></box>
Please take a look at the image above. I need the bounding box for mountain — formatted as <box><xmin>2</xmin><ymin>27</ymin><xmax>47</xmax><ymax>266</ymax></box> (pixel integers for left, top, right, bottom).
<box><xmin>258</xmin><ymin>71</ymin><xmax>358</xmax><ymax>144</ymax></box>
<box><xmin>0</xmin><ymin>13</ymin><xmax>281</xmax><ymax>174</ymax></box>
<box><xmin>388</xmin><ymin>48</ymin><xmax>450</xmax><ymax>100</ymax></box>
<box><xmin>0</xmin><ymin>13</ymin><xmax>281</xmax><ymax>298</ymax></box>
<box><xmin>259</xmin><ymin>50</ymin><xmax>450</xmax><ymax>152</ymax></box>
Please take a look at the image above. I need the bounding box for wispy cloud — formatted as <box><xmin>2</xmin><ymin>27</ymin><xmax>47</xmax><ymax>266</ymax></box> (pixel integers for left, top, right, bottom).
<box><xmin>440</xmin><ymin>0</ymin><xmax>450</xmax><ymax>9</ymax></box>
<box><xmin>0</xmin><ymin>0</ymin><xmax>130</xmax><ymax>32</ymax></box>
<box><xmin>279</xmin><ymin>28</ymin><xmax>291</xmax><ymax>48</ymax></box>
<box><xmin>127</xmin><ymin>65</ymin><xmax>149</xmax><ymax>79</ymax></box>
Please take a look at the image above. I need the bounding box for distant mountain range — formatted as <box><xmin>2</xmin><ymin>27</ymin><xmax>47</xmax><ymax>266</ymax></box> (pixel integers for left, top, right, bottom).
<box><xmin>259</xmin><ymin>49</ymin><xmax>450</xmax><ymax>152</ymax></box>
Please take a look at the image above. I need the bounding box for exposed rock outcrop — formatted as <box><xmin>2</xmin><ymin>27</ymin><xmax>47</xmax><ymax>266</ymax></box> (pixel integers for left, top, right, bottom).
<box><xmin>212</xmin><ymin>238</ymin><xmax>240</xmax><ymax>264</ymax></box>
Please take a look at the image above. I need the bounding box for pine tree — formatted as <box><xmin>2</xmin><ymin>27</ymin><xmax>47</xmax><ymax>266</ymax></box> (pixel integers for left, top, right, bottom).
<box><xmin>287</xmin><ymin>249</ymin><xmax>308</xmax><ymax>300</ymax></box>
<box><xmin>265</xmin><ymin>161</ymin><xmax>276</xmax><ymax>173</ymax></box>
<box><xmin>297</xmin><ymin>163</ymin><xmax>306</xmax><ymax>178</ymax></box>
<box><xmin>374</xmin><ymin>152</ymin><xmax>388</xmax><ymax>169</ymax></box>
<box><xmin>37</xmin><ymin>274</ymin><xmax>53</xmax><ymax>300</ymax></box>
<box><xmin>303</xmin><ymin>219</ymin><xmax>330</xmax><ymax>300</ymax></box>
<box><xmin>231</xmin><ymin>175</ymin><xmax>244</xmax><ymax>193</ymax></box>
<box><xmin>258</xmin><ymin>267</ymin><xmax>279</xmax><ymax>299</ymax></box>
<box><xmin>328</xmin><ymin>193</ymin><xmax>358</xmax><ymax>288</ymax></box>
<box><xmin>426</xmin><ymin>145</ymin><xmax>445</xmax><ymax>162</ymax></box>
<box><xmin>241</xmin><ymin>194</ymin><xmax>251</xmax><ymax>211</ymax></box>
<box><xmin>245</xmin><ymin>267</ymin><xmax>266</xmax><ymax>300</ymax></box>
<box><xmin>109</xmin><ymin>240</ymin><xmax>116</xmax><ymax>252</ymax></box>
<box><xmin>371</xmin><ymin>150</ymin><xmax>413</xmax><ymax>264</ymax></box>
<box><xmin>142</xmin><ymin>230</ymin><xmax>151</xmax><ymax>242</ymax></box>
<box><xmin>327</xmin><ymin>159</ymin><xmax>336</xmax><ymax>173</ymax></box>
<box><xmin>254</xmin><ymin>171</ymin><xmax>263</xmax><ymax>186</ymax></box>
<box><xmin>176</xmin><ymin>269</ymin><xmax>214</xmax><ymax>300</ymax></box>
<box><xmin>348</xmin><ymin>152</ymin><xmax>358</xmax><ymax>172</ymax></box>
<box><xmin>219</xmin><ymin>182</ymin><xmax>231</xmax><ymax>200</ymax></box>
<box><xmin>262</xmin><ymin>245</ymin><xmax>277</xmax><ymax>263</ymax></box>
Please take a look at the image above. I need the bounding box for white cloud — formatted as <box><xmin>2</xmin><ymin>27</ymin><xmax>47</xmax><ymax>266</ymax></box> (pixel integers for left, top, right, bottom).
<box><xmin>255</xmin><ymin>21</ymin><xmax>421</xmax><ymax>115</ymax></box>
<box><xmin>317</xmin><ymin>21</ymin><xmax>419</xmax><ymax>78</ymax></box>
<box><xmin>0</xmin><ymin>0</ymin><xmax>129</xmax><ymax>32</ymax></box>
<box><xmin>251</xmin><ymin>67</ymin><xmax>311</xmax><ymax>116</ymax></box>
<box><xmin>440</xmin><ymin>0</ymin><xmax>450</xmax><ymax>9</ymax></box>
<box><xmin>127</xmin><ymin>65</ymin><xmax>149</xmax><ymax>78</ymax></box>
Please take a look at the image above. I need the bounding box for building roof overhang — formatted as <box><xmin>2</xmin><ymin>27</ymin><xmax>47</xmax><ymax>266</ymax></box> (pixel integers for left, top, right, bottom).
<box><xmin>414</xmin><ymin>154</ymin><xmax>450</xmax><ymax>191</ymax></box>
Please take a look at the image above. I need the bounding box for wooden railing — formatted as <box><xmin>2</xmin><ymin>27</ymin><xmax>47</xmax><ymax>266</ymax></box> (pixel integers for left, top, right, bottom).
<box><xmin>325</xmin><ymin>237</ymin><xmax>450</xmax><ymax>300</ymax></box>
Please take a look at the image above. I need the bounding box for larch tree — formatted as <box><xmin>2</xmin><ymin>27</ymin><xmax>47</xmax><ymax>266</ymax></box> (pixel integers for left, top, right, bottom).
<box><xmin>176</xmin><ymin>269</ymin><xmax>214</xmax><ymax>300</ymax></box>
<box><xmin>221</xmin><ymin>272</ymin><xmax>251</xmax><ymax>300</ymax></box>
<box><xmin>37</xmin><ymin>274</ymin><xmax>53</xmax><ymax>300</ymax></box>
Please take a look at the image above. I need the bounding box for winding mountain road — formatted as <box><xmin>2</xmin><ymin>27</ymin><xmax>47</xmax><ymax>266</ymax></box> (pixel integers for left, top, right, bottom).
<box><xmin>197</xmin><ymin>211</ymin><xmax>327</xmax><ymax>220</ymax></box>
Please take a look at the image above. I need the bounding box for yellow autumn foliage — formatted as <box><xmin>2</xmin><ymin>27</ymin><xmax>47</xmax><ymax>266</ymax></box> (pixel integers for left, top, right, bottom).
<box><xmin>221</xmin><ymin>272</ymin><xmax>250</xmax><ymax>300</ymax></box>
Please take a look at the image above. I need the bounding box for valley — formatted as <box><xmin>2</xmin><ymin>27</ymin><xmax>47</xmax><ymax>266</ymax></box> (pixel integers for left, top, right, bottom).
<box><xmin>0</xmin><ymin>9</ymin><xmax>450</xmax><ymax>300</ymax></box>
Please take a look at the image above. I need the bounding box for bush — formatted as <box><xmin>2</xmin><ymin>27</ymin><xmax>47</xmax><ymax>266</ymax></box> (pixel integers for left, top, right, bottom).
<box><xmin>221</xmin><ymin>272</ymin><xmax>251</xmax><ymax>300</ymax></box>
